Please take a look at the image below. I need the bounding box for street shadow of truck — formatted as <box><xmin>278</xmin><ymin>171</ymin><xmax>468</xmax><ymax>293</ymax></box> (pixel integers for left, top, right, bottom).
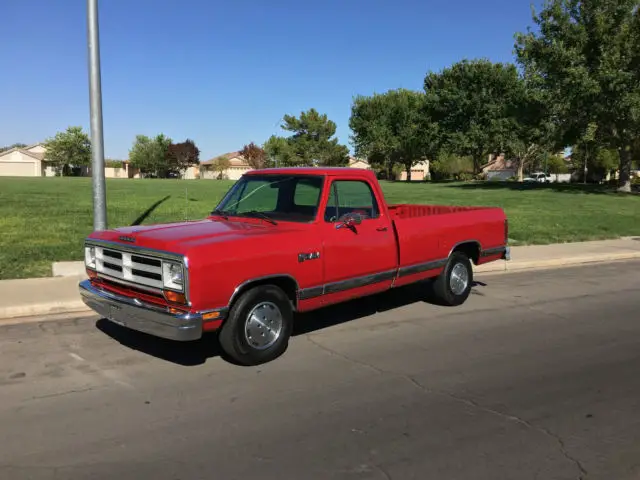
<box><xmin>95</xmin><ymin>279</ymin><xmax>487</xmax><ymax>367</ymax></box>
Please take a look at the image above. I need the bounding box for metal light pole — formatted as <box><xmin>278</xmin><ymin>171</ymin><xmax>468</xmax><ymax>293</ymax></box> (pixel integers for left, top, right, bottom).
<box><xmin>87</xmin><ymin>0</ymin><xmax>107</xmax><ymax>230</ymax></box>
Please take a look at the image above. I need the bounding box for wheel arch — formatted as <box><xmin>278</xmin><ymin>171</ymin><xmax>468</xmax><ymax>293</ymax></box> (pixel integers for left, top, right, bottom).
<box><xmin>228</xmin><ymin>275</ymin><xmax>299</xmax><ymax>311</ymax></box>
<box><xmin>449</xmin><ymin>240</ymin><xmax>481</xmax><ymax>265</ymax></box>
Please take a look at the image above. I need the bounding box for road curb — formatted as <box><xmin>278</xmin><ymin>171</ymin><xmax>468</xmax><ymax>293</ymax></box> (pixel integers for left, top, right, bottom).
<box><xmin>1</xmin><ymin>250</ymin><xmax>639</xmax><ymax>325</ymax></box>
<box><xmin>474</xmin><ymin>251</ymin><xmax>640</xmax><ymax>275</ymax></box>
<box><xmin>0</xmin><ymin>301</ymin><xmax>91</xmax><ymax>322</ymax></box>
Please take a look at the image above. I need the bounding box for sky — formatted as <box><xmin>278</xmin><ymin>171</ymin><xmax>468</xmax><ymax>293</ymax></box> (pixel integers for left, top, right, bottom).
<box><xmin>0</xmin><ymin>0</ymin><xmax>541</xmax><ymax>161</ymax></box>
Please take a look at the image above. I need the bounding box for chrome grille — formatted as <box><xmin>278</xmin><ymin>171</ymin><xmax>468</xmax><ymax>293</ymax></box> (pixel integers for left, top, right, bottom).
<box><xmin>95</xmin><ymin>246</ymin><xmax>163</xmax><ymax>290</ymax></box>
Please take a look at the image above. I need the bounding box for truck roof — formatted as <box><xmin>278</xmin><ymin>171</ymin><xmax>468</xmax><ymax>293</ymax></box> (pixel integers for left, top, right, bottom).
<box><xmin>245</xmin><ymin>167</ymin><xmax>377</xmax><ymax>179</ymax></box>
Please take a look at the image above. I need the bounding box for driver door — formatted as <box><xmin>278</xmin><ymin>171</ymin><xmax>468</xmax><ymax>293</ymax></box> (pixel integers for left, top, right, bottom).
<box><xmin>320</xmin><ymin>178</ymin><xmax>397</xmax><ymax>305</ymax></box>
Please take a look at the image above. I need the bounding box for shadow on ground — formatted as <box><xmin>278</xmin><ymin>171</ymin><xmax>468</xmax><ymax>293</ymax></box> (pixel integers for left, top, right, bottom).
<box><xmin>444</xmin><ymin>181</ymin><xmax>637</xmax><ymax>195</ymax></box>
<box><xmin>95</xmin><ymin>280</ymin><xmax>488</xmax><ymax>367</ymax></box>
<box><xmin>130</xmin><ymin>195</ymin><xmax>171</xmax><ymax>226</ymax></box>
<box><xmin>96</xmin><ymin>318</ymin><xmax>224</xmax><ymax>367</ymax></box>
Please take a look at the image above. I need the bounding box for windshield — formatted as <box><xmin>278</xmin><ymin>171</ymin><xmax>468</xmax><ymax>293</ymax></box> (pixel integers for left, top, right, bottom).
<box><xmin>213</xmin><ymin>174</ymin><xmax>324</xmax><ymax>223</ymax></box>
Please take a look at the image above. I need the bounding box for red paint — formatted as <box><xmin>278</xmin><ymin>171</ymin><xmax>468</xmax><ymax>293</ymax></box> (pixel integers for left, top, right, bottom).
<box><xmin>86</xmin><ymin>168</ymin><xmax>508</xmax><ymax>327</ymax></box>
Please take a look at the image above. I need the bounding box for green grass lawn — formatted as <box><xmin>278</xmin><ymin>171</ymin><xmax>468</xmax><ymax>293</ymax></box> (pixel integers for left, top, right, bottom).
<box><xmin>1</xmin><ymin>176</ymin><xmax>639</xmax><ymax>280</ymax></box>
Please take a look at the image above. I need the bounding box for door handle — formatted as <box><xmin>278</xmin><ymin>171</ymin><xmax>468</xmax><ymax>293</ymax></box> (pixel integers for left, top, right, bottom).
<box><xmin>376</xmin><ymin>226</ymin><xmax>388</xmax><ymax>232</ymax></box>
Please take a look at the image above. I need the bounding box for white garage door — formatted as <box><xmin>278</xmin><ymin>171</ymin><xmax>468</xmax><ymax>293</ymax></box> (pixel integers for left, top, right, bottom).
<box><xmin>0</xmin><ymin>162</ymin><xmax>36</xmax><ymax>177</ymax></box>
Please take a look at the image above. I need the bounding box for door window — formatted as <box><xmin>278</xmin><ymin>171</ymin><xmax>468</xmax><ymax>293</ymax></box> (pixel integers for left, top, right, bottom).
<box><xmin>324</xmin><ymin>180</ymin><xmax>380</xmax><ymax>222</ymax></box>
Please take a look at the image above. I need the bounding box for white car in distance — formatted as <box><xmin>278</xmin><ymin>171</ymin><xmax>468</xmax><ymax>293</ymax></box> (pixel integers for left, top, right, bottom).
<box><xmin>524</xmin><ymin>172</ymin><xmax>552</xmax><ymax>183</ymax></box>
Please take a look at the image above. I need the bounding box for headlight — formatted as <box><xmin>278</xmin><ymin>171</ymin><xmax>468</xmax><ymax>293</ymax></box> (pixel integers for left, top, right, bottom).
<box><xmin>162</xmin><ymin>261</ymin><xmax>184</xmax><ymax>291</ymax></box>
<box><xmin>85</xmin><ymin>246</ymin><xmax>96</xmax><ymax>269</ymax></box>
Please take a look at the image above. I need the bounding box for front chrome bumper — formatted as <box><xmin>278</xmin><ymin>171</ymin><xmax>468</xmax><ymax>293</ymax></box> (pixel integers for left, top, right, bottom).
<box><xmin>503</xmin><ymin>246</ymin><xmax>511</xmax><ymax>261</ymax></box>
<box><xmin>79</xmin><ymin>280</ymin><xmax>202</xmax><ymax>341</ymax></box>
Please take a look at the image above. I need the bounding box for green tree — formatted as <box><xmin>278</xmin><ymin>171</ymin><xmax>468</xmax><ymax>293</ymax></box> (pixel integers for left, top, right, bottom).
<box><xmin>423</xmin><ymin>59</ymin><xmax>524</xmax><ymax>175</ymax></box>
<box><xmin>429</xmin><ymin>151</ymin><xmax>475</xmax><ymax>181</ymax></box>
<box><xmin>208</xmin><ymin>154</ymin><xmax>231</xmax><ymax>179</ymax></box>
<box><xmin>350</xmin><ymin>89</ymin><xmax>440</xmax><ymax>181</ymax></box>
<box><xmin>128</xmin><ymin>134</ymin><xmax>172</xmax><ymax>178</ymax></box>
<box><xmin>43</xmin><ymin>126</ymin><xmax>91</xmax><ymax>175</ymax></box>
<box><xmin>349</xmin><ymin>94</ymin><xmax>398</xmax><ymax>179</ymax></box>
<box><xmin>504</xmin><ymin>77</ymin><xmax>559</xmax><ymax>181</ymax></box>
<box><xmin>515</xmin><ymin>0</ymin><xmax>640</xmax><ymax>192</ymax></box>
<box><xmin>546</xmin><ymin>154</ymin><xmax>569</xmax><ymax>180</ymax></box>
<box><xmin>263</xmin><ymin>136</ymin><xmax>296</xmax><ymax>167</ymax></box>
<box><xmin>264</xmin><ymin>108</ymin><xmax>349</xmax><ymax>167</ymax></box>
<box><xmin>571</xmin><ymin>144</ymin><xmax>620</xmax><ymax>181</ymax></box>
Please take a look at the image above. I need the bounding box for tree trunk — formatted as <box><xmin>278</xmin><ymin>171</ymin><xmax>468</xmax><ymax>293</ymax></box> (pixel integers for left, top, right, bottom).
<box><xmin>387</xmin><ymin>162</ymin><xmax>394</xmax><ymax>181</ymax></box>
<box><xmin>517</xmin><ymin>158</ymin><xmax>524</xmax><ymax>182</ymax></box>
<box><xmin>618</xmin><ymin>146</ymin><xmax>632</xmax><ymax>192</ymax></box>
<box><xmin>473</xmin><ymin>155</ymin><xmax>481</xmax><ymax>175</ymax></box>
<box><xmin>405</xmin><ymin>164</ymin><xmax>412</xmax><ymax>182</ymax></box>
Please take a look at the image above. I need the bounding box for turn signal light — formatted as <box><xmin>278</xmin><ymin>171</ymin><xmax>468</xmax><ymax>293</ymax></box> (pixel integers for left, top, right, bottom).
<box><xmin>202</xmin><ymin>311</ymin><xmax>221</xmax><ymax>321</ymax></box>
<box><xmin>164</xmin><ymin>290</ymin><xmax>187</xmax><ymax>304</ymax></box>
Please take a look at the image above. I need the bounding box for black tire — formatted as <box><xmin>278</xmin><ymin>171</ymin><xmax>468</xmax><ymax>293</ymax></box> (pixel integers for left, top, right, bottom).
<box><xmin>218</xmin><ymin>285</ymin><xmax>293</xmax><ymax>366</ymax></box>
<box><xmin>432</xmin><ymin>251</ymin><xmax>473</xmax><ymax>306</ymax></box>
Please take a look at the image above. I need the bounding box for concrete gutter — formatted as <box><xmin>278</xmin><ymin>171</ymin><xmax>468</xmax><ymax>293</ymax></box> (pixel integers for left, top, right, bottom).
<box><xmin>1</xmin><ymin>237</ymin><xmax>639</xmax><ymax>323</ymax></box>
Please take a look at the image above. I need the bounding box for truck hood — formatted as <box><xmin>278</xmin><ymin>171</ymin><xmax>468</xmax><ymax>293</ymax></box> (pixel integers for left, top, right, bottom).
<box><xmin>89</xmin><ymin>218</ymin><xmax>284</xmax><ymax>253</ymax></box>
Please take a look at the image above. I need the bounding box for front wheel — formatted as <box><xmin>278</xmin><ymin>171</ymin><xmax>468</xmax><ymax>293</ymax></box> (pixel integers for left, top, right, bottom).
<box><xmin>432</xmin><ymin>251</ymin><xmax>473</xmax><ymax>306</ymax></box>
<box><xmin>218</xmin><ymin>285</ymin><xmax>293</xmax><ymax>366</ymax></box>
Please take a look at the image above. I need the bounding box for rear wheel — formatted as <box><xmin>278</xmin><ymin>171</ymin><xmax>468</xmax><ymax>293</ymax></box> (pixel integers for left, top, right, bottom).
<box><xmin>432</xmin><ymin>251</ymin><xmax>473</xmax><ymax>306</ymax></box>
<box><xmin>218</xmin><ymin>285</ymin><xmax>293</xmax><ymax>366</ymax></box>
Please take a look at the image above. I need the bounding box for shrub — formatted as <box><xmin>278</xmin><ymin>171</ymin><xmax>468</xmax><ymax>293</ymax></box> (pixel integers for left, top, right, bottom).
<box><xmin>455</xmin><ymin>172</ymin><xmax>474</xmax><ymax>181</ymax></box>
<box><xmin>430</xmin><ymin>152</ymin><xmax>474</xmax><ymax>181</ymax></box>
<box><xmin>105</xmin><ymin>160</ymin><xmax>123</xmax><ymax>169</ymax></box>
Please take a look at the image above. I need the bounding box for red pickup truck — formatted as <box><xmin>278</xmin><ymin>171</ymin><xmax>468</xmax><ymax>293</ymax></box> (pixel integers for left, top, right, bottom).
<box><xmin>80</xmin><ymin>168</ymin><xmax>509</xmax><ymax>365</ymax></box>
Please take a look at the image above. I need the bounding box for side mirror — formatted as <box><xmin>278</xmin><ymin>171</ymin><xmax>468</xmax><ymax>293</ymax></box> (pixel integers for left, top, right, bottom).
<box><xmin>336</xmin><ymin>213</ymin><xmax>363</xmax><ymax>230</ymax></box>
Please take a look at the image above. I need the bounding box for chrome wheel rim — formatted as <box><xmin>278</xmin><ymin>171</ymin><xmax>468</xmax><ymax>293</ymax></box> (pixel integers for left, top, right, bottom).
<box><xmin>449</xmin><ymin>262</ymin><xmax>469</xmax><ymax>295</ymax></box>
<box><xmin>244</xmin><ymin>302</ymin><xmax>283</xmax><ymax>350</ymax></box>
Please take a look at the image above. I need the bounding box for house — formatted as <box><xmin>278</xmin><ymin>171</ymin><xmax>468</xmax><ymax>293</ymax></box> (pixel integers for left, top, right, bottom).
<box><xmin>0</xmin><ymin>143</ymin><xmax>56</xmax><ymax>177</ymax></box>
<box><xmin>104</xmin><ymin>160</ymin><xmax>138</xmax><ymax>179</ymax></box>
<box><xmin>199</xmin><ymin>152</ymin><xmax>427</xmax><ymax>180</ymax></box>
<box><xmin>398</xmin><ymin>160</ymin><xmax>430</xmax><ymax>181</ymax></box>
<box><xmin>348</xmin><ymin>156</ymin><xmax>430</xmax><ymax>180</ymax></box>
<box><xmin>482</xmin><ymin>154</ymin><xmax>518</xmax><ymax>180</ymax></box>
<box><xmin>200</xmin><ymin>151</ymin><xmax>253</xmax><ymax>180</ymax></box>
<box><xmin>0</xmin><ymin>143</ymin><xmax>142</xmax><ymax>178</ymax></box>
<box><xmin>348</xmin><ymin>156</ymin><xmax>371</xmax><ymax>169</ymax></box>
<box><xmin>484</xmin><ymin>152</ymin><xmax>576</xmax><ymax>182</ymax></box>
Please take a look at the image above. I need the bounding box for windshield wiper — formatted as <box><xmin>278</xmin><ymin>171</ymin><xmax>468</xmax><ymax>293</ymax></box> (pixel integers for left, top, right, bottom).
<box><xmin>240</xmin><ymin>210</ymin><xmax>278</xmax><ymax>225</ymax></box>
<box><xmin>211</xmin><ymin>209</ymin><xmax>229</xmax><ymax>220</ymax></box>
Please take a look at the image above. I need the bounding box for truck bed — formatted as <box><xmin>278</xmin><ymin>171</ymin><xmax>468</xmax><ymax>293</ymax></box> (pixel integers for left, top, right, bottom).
<box><xmin>387</xmin><ymin>203</ymin><xmax>507</xmax><ymax>281</ymax></box>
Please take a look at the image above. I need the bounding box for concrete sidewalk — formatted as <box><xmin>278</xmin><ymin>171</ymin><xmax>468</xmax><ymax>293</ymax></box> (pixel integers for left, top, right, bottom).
<box><xmin>475</xmin><ymin>236</ymin><xmax>640</xmax><ymax>273</ymax></box>
<box><xmin>0</xmin><ymin>275</ymin><xmax>88</xmax><ymax>320</ymax></box>
<box><xmin>1</xmin><ymin>237</ymin><xmax>639</xmax><ymax>321</ymax></box>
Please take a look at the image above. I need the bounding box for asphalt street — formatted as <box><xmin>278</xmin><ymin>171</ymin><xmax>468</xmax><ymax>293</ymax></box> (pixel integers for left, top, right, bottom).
<box><xmin>1</xmin><ymin>260</ymin><xmax>640</xmax><ymax>480</ymax></box>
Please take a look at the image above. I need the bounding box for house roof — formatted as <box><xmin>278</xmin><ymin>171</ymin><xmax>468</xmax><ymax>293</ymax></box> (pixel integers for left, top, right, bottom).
<box><xmin>348</xmin><ymin>156</ymin><xmax>369</xmax><ymax>165</ymax></box>
<box><xmin>482</xmin><ymin>154</ymin><xmax>517</xmax><ymax>171</ymax></box>
<box><xmin>0</xmin><ymin>145</ymin><xmax>46</xmax><ymax>161</ymax></box>
<box><xmin>201</xmin><ymin>151</ymin><xmax>250</xmax><ymax>167</ymax></box>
